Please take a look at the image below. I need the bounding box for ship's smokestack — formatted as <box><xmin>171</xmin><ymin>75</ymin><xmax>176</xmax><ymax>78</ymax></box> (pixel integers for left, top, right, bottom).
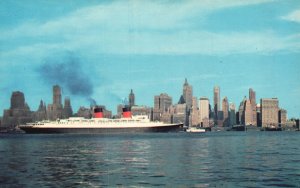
<box><xmin>94</xmin><ymin>107</ymin><xmax>103</xmax><ymax>118</ymax></box>
<box><xmin>122</xmin><ymin>106</ymin><xmax>132</xmax><ymax>118</ymax></box>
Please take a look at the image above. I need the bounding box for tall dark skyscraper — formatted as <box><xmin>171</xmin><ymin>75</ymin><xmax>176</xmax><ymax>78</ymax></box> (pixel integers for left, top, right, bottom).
<box><xmin>183</xmin><ymin>78</ymin><xmax>193</xmax><ymax>109</ymax></box>
<box><xmin>47</xmin><ymin>85</ymin><xmax>63</xmax><ymax>120</ymax></box>
<box><xmin>238</xmin><ymin>96</ymin><xmax>247</xmax><ymax>125</ymax></box>
<box><xmin>53</xmin><ymin>85</ymin><xmax>62</xmax><ymax>106</ymax></box>
<box><xmin>10</xmin><ymin>91</ymin><xmax>25</xmax><ymax>109</ymax></box>
<box><xmin>129</xmin><ymin>89</ymin><xmax>135</xmax><ymax>107</ymax></box>
<box><xmin>229</xmin><ymin>103</ymin><xmax>236</xmax><ymax>126</ymax></box>
<box><xmin>213</xmin><ymin>86</ymin><xmax>220</xmax><ymax>123</ymax></box>
<box><xmin>63</xmin><ymin>97</ymin><xmax>73</xmax><ymax>118</ymax></box>
<box><xmin>222</xmin><ymin>97</ymin><xmax>229</xmax><ymax>126</ymax></box>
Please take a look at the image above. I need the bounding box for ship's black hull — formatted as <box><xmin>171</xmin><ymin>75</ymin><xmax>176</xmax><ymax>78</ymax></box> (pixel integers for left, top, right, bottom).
<box><xmin>20</xmin><ymin>124</ymin><xmax>183</xmax><ymax>134</ymax></box>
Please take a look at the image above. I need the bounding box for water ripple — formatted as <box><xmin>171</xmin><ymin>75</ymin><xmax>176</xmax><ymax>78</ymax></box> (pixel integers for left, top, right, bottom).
<box><xmin>0</xmin><ymin>132</ymin><xmax>299</xmax><ymax>187</ymax></box>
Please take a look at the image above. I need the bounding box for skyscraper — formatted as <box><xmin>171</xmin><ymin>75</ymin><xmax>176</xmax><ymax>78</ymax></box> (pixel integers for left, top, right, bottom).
<box><xmin>213</xmin><ymin>86</ymin><xmax>220</xmax><ymax>123</ymax></box>
<box><xmin>199</xmin><ymin>97</ymin><xmax>210</xmax><ymax>127</ymax></box>
<box><xmin>53</xmin><ymin>85</ymin><xmax>62</xmax><ymax>105</ymax></box>
<box><xmin>34</xmin><ymin>100</ymin><xmax>47</xmax><ymax>121</ymax></box>
<box><xmin>153</xmin><ymin>93</ymin><xmax>172</xmax><ymax>121</ymax></box>
<box><xmin>47</xmin><ymin>85</ymin><xmax>63</xmax><ymax>120</ymax></box>
<box><xmin>190</xmin><ymin>96</ymin><xmax>199</xmax><ymax>126</ymax></box>
<box><xmin>238</xmin><ymin>96</ymin><xmax>247</xmax><ymax>125</ymax></box>
<box><xmin>63</xmin><ymin>97</ymin><xmax>73</xmax><ymax>118</ymax></box>
<box><xmin>10</xmin><ymin>91</ymin><xmax>25</xmax><ymax>109</ymax></box>
<box><xmin>229</xmin><ymin>103</ymin><xmax>236</xmax><ymax>126</ymax></box>
<box><xmin>183</xmin><ymin>78</ymin><xmax>193</xmax><ymax>109</ymax></box>
<box><xmin>222</xmin><ymin>97</ymin><xmax>229</xmax><ymax>127</ymax></box>
<box><xmin>244</xmin><ymin>99</ymin><xmax>253</xmax><ymax>125</ymax></box>
<box><xmin>2</xmin><ymin>91</ymin><xmax>32</xmax><ymax>128</ymax></box>
<box><xmin>249</xmin><ymin>88</ymin><xmax>257</xmax><ymax>126</ymax></box>
<box><xmin>129</xmin><ymin>89</ymin><xmax>135</xmax><ymax>108</ymax></box>
<box><xmin>278</xmin><ymin>109</ymin><xmax>287</xmax><ymax>127</ymax></box>
<box><xmin>261</xmin><ymin>98</ymin><xmax>279</xmax><ymax>128</ymax></box>
<box><xmin>154</xmin><ymin>93</ymin><xmax>172</xmax><ymax>112</ymax></box>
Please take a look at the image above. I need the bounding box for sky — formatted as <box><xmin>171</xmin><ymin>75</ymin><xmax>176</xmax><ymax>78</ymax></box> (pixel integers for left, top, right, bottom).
<box><xmin>0</xmin><ymin>0</ymin><xmax>300</xmax><ymax>118</ymax></box>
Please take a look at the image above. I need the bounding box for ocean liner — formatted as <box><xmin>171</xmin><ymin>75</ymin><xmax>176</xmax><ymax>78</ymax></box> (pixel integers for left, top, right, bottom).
<box><xmin>19</xmin><ymin>106</ymin><xmax>183</xmax><ymax>134</ymax></box>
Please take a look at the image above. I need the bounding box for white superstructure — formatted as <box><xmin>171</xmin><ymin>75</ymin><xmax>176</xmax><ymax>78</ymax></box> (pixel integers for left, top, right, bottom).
<box><xmin>24</xmin><ymin>115</ymin><xmax>173</xmax><ymax>128</ymax></box>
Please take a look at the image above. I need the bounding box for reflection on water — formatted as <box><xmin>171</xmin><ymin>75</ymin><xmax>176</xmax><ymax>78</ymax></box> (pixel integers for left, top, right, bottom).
<box><xmin>0</xmin><ymin>132</ymin><xmax>299</xmax><ymax>187</ymax></box>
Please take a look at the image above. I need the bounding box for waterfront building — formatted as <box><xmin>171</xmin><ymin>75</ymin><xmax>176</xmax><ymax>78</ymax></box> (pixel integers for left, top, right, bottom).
<box><xmin>63</xmin><ymin>97</ymin><xmax>73</xmax><ymax>118</ymax></box>
<box><xmin>76</xmin><ymin>106</ymin><xmax>92</xmax><ymax>118</ymax></box>
<box><xmin>278</xmin><ymin>109</ymin><xmax>287</xmax><ymax>127</ymax></box>
<box><xmin>249</xmin><ymin>88</ymin><xmax>257</xmax><ymax>126</ymax></box>
<box><xmin>229</xmin><ymin>103</ymin><xmax>236</xmax><ymax>126</ymax></box>
<box><xmin>183</xmin><ymin>78</ymin><xmax>193</xmax><ymax>109</ymax></box>
<box><xmin>256</xmin><ymin>103</ymin><xmax>262</xmax><ymax>127</ymax></box>
<box><xmin>244</xmin><ymin>99</ymin><xmax>253</xmax><ymax>125</ymax></box>
<box><xmin>213</xmin><ymin>86</ymin><xmax>220</xmax><ymax>124</ymax></box>
<box><xmin>190</xmin><ymin>97</ymin><xmax>199</xmax><ymax>126</ymax></box>
<box><xmin>153</xmin><ymin>93</ymin><xmax>172</xmax><ymax>121</ymax></box>
<box><xmin>131</xmin><ymin>105</ymin><xmax>151</xmax><ymax>117</ymax></box>
<box><xmin>2</xmin><ymin>91</ymin><xmax>32</xmax><ymax>128</ymax></box>
<box><xmin>171</xmin><ymin>103</ymin><xmax>187</xmax><ymax>125</ymax></box>
<box><xmin>238</xmin><ymin>96</ymin><xmax>247</xmax><ymax>125</ymax></box>
<box><xmin>129</xmin><ymin>89</ymin><xmax>135</xmax><ymax>108</ymax></box>
<box><xmin>117</xmin><ymin>104</ymin><xmax>124</xmax><ymax>118</ymax></box>
<box><xmin>33</xmin><ymin>100</ymin><xmax>47</xmax><ymax>121</ymax></box>
<box><xmin>222</xmin><ymin>97</ymin><xmax>229</xmax><ymax>127</ymax></box>
<box><xmin>53</xmin><ymin>85</ymin><xmax>62</xmax><ymax>105</ymax></box>
<box><xmin>154</xmin><ymin>93</ymin><xmax>172</xmax><ymax>113</ymax></box>
<box><xmin>261</xmin><ymin>98</ymin><xmax>279</xmax><ymax>128</ymax></box>
<box><xmin>199</xmin><ymin>97</ymin><xmax>210</xmax><ymax>127</ymax></box>
<box><xmin>47</xmin><ymin>85</ymin><xmax>64</xmax><ymax>120</ymax></box>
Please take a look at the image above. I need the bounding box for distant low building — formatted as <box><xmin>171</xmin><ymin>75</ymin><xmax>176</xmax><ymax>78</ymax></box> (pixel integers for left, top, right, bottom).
<box><xmin>131</xmin><ymin>105</ymin><xmax>151</xmax><ymax>117</ymax></box>
<box><xmin>76</xmin><ymin>106</ymin><xmax>92</xmax><ymax>119</ymax></box>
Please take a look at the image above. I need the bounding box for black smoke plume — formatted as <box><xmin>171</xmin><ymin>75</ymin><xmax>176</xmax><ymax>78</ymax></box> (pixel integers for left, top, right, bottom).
<box><xmin>37</xmin><ymin>52</ymin><xmax>94</xmax><ymax>98</ymax></box>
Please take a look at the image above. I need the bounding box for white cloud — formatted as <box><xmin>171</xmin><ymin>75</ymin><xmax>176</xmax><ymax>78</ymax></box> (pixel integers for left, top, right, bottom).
<box><xmin>1</xmin><ymin>0</ymin><xmax>297</xmax><ymax>59</ymax></box>
<box><xmin>281</xmin><ymin>9</ymin><xmax>300</xmax><ymax>23</ymax></box>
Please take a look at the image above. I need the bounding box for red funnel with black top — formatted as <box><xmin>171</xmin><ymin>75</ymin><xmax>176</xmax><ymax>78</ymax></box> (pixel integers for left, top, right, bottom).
<box><xmin>122</xmin><ymin>106</ymin><xmax>132</xmax><ymax>118</ymax></box>
<box><xmin>94</xmin><ymin>107</ymin><xmax>103</xmax><ymax>118</ymax></box>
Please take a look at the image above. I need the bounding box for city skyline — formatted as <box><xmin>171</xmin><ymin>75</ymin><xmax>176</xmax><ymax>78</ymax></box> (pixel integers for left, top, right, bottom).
<box><xmin>0</xmin><ymin>1</ymin><xmax>299</xmax><ymax>117</ymax></box>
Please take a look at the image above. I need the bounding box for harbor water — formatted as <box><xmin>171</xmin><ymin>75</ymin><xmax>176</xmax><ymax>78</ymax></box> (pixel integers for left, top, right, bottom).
<box><xmin>0</xmin><ymin>132</ymin><xmax>299</xmax><ymax>187</ymax></box>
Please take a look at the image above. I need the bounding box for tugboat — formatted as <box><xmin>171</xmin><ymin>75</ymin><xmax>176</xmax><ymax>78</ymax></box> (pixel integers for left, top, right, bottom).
<box><xmin>19</xmin><ymin>106</ymin><xmax>183</xmax><ymax>134</ymax></box>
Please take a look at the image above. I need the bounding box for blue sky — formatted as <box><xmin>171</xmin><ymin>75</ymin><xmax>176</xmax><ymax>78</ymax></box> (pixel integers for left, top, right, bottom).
<box><xmin>0</xmin><ymin>0</ymin><xmax>299</xmax><ymax>117</ymax></box>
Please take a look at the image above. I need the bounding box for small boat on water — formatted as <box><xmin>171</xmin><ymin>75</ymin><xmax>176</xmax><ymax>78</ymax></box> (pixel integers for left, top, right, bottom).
<box><xmin>261</xmin><ymin>125</ymin><xmax>282</xmax><ymax>131</ymax></box>
<box><xmin>186</xmin><ymin>127</ymin><xmax>206</xmax><ymax>133</ymax></box>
